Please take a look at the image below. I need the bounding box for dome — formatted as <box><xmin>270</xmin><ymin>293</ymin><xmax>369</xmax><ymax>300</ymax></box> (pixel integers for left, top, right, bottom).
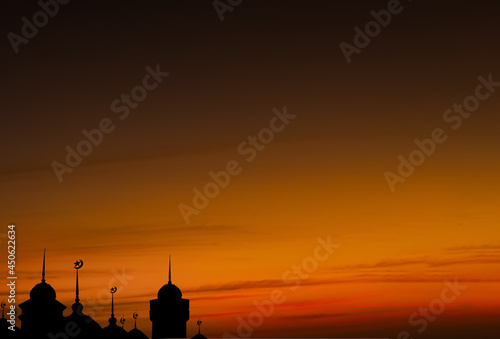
<box><xmin>158</xmin><ymin>282</ymin><xmax>182</xmax><ymax>299</ymax></box>
<box><xmin>102</xmin><ymin>317</ymin><xmax>127</xmax><ymax>339</ymax></box>
<box><xmin>66</xmin><ymin>303</ymin><xmax>103</xmax><ymax>339</ymax></box>
<box><xmin>29</xmin><ymin>281</ymin><xmax>56</xmax><ymax>300</ymax></box>
<box><xmin>126</xmin><ymin>328</ymin><xmax>149</xmax><ymax>339</ymax></box>
<box><xmin>192</xmin><ymin>333</ymin><xmax>207</xmax><ymax>339</ymax></box>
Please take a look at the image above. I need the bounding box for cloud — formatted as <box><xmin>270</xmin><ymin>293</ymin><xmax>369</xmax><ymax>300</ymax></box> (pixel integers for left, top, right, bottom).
<box><xmin>326</xmin><ymin>259</ymin><xmax>428</xmax><ymax>271</ymax></box>
<box><xmin>277</xmin><ymin>312</ymin><xmax>349</xmax><ymax>320</ymax></box>
<box><xmin>445</xmin><ymin>244</ymin><xmax>500</xmax><ymax>252</ymax></box>
<box><xmin>428</xmin><ymin>255</ymin><xmax>500</xmax><ymax>267</ymax></box>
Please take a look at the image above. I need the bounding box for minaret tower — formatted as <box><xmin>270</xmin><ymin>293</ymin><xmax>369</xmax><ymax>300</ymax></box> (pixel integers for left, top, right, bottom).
<box><xmin>65</xmin><ymin>259</ymin><xmax>103</xmax><ymax>339</ymax></box>
<box><xmin>18</xmin><ymin>250</ymin><xmax>66</xmax><ymax>338</ymax></box>
<box><xmin>126</xmin><ymin>312</ymin><xmax>149</xmax><ymax>339</ymax></box>
<box><xmin>150</xmin><ymin>256</ymin><xmax>190</xmax><ymax>338</ymax></box>
<box><xmin>191</xmin><ymin>320</ymin><xmax>208</xmax><ymax>339</ymax></box>
<box><xmin>102</xmin><ymin>287</ymin><xmax>127</xmax><ymax>338</ymax></box>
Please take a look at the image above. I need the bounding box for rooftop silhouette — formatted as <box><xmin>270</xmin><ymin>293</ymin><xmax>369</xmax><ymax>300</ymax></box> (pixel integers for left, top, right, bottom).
<box><xmin>2</xmin><ymin>251</ymin><xmax>203</xmax><ymax>339</ymax></box>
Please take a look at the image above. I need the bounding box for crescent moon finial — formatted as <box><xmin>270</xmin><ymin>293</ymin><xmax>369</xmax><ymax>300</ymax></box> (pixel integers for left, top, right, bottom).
<box><xmin>74</xmin><ymin>260</ymin><xmax>83</xmax><ymax>269</ymax></box>
<box><xmin>133</xmin><ymin>311</ymin><xmax>139</xmax><ymax>329</ymax></box>
<box><xmin>110</xmin><ymin>286</ymin><xmax>117</xmax><ymax>294</ymax></box>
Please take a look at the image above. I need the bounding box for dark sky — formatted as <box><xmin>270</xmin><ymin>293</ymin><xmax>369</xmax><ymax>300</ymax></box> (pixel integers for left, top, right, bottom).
<box><xmin>1</xmin><ymin>1</ymin><xmax>500</xmax><ymax>338</ymax></box>
<box><xmin>3</xmin><ymin>0</ymin><xmax>499</xmax><ymax>173</ymax></box>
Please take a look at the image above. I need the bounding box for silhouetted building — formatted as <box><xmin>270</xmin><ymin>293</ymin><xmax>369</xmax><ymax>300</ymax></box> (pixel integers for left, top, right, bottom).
<box><xmin>64</xmin><ymin>260</ymin><xmax>104</xmax><ymax>339</ymax></box>
<box><xmin>1</xmin><ymin>302</ymin><xmax>21</xmax><ymax>338</ymax></box>
<box><xmin>191</xmin><ymin>320</ymin><xmax>207</xmax><ymax>339</ymax></box>
<box><xmin>125</xmin><ymin>314</ymin><xmax>149</xmax><ymax>339</ymax></box>
<box><xmin>18</xmin><ymin>250</ymin><xmax>66</xmax><ymax>338</ymax></box>
<box><xmin>102</xmin><ymin>287</ymin><xmax>127</xmax><ymax>339</ymax></box>
<box><xmin>150</xmin><ymin>256</ymin><xmax>190</xmax><ymax>339</ymax></box>
<box><xmin>15</xmin><ymin>252</ymin><xmax>198</xmax><ymax>339</ymax></box>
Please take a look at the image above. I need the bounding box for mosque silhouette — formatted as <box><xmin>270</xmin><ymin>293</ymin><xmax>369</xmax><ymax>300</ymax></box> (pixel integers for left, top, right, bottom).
<box><xmin>1</xmin><ymin>251</ymin><xmax>207</xmax><ymax>339</ymax></box>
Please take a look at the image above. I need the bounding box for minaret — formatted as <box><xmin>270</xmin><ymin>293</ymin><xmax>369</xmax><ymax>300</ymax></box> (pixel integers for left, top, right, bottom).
<box><xmin>18</xmin><ymin>250</ymin><xmax>66</xmax><ymax>338</ymax></box>
<box><xmin>102</xmin><ymin>287</ymin><xmax>127</xmax><ymax>338</ymax></box>
<box><xmin>72</xmin><ymin>259</ymin><xmax>83</xmax><ymax>318</ymax></box>
<box><xmin>190</xmin><ymin>320</ymin><xmax>207</xmax><ymax>339</ymax></box>
<box><xmin>150</xmin><ymin>256</ymin><xmax>190</xmax><ymax>338</ymax></box>
<box><xmin>111</xmin><ymin>287</ymin><xmax>117</xmax><ymax>323</ymax></box>
<box><xmin>64</xmin><ymin>259</ymin><xmax>104</xmax><ymax>339</ymax></box>
<box><xmin>125</xmin><ymin>312</ymin><xmax>149</xmax><ymax>339</ymax></box>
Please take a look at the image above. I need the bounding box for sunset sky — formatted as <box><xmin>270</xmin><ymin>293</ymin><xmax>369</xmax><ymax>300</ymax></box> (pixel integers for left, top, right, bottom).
<box><xmin>1</xmin><ymin>1</ymin><xmax>500</xmax><ymax>338</ymax></box>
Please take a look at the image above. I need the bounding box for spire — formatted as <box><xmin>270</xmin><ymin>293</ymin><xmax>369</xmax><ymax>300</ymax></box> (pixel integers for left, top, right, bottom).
<box><xmin>74</xmin><ymin>260</ymin><xmax>83</xmax><ymax>304</ymax></box>
<box><xmin>76</xmin><ymin>269</ymin><xmax>79</xmax><ymax>303</ymax></box>
<box><xmin>168</xmin><ymin>255</ymin><xmax>172</xmax><ymax>284</ymax></box>
<box><xmin>197</xmin><ymin>320</ymin><xmax>202</xmax><ymax>334</ymax></box>
<box><xmin>1</xmin><ymin>301</ymin><xmax>5</xmax><ymax>319</ymax></box>
<box><xmin>42</xmin><ymin>249</ymin><xmax>46</xmax><ymax>283</ymax></box>
<box><xmin>133</xmin><ymin>312</ymin><xmax>138</xmax><ymax>329</ymax></box>
<box><xmin>110</xmin><ymin>287</ymin><xmax>117</xmax><ymax>319</ymax></box>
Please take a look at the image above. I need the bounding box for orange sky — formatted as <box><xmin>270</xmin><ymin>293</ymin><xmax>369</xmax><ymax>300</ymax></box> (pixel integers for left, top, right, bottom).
<box><xmin>1</xmin><ymin>1</ymin><xmax>500</xmax><ymax>338</ymax></box>
<box><xmin>2</xmin><ymin>104</ymin><xmax>500</xmax><ymax>336</ymax></box>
